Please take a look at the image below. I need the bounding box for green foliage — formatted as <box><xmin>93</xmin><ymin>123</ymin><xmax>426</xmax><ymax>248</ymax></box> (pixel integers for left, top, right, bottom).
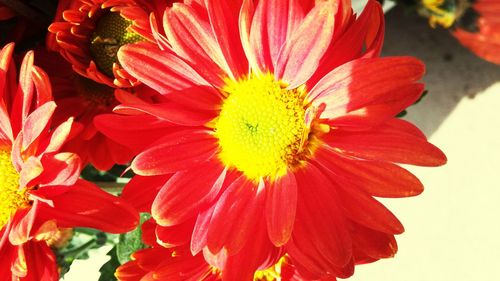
<box><xmin>116</xmin><ymin>213</ymin><xmax>151</xmax><ymax>264</ymax></box>
<box><xmin>98</xmin><ymin>247</ymin><xmax>120</xmax><ymax>281</ymax></box>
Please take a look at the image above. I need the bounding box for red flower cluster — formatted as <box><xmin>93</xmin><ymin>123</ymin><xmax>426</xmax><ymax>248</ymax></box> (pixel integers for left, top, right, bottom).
<box><xmin>0</xmin><ymin>0</ymin><xmax>451</xmax><ymax>280</ymax></box>
<box><xmin>0</xmin><ymin>43</ymin><xmax>138</xmax><ymax>280</ymax></box>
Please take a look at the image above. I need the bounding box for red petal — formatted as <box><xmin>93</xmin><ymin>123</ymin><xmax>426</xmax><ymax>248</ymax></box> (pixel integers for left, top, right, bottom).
<box><xmin>11</xmin><ymin>51</ymin><xmax>35</xmax><ymax>136</ymax></box>
<box><xmin>114</xmin><ymin>101</ymin><xmax>216</xmax><ymax>127</ymax></box>
<box><xmin>21</xmin><ymin>102</ymin><xmax>56</xmax><ymax>151</ymax></box>
<box><xmin>121</xmin><ymin>174</ymin><xmax>172</xmax><ymax>213</ymax></box>
<box><xmin>206</xmin><ymin>0</ymin><xmax>248</xmax><ymax>78</ymax></box>
<box><xmin>152</xmin><ymin>161</ymin><xmax>226</xmax><ymax>226</ymax></box>
<box><xmin>118</xmin><ymin>42</ymin><xmax>211</xmax><ymax>94</ymax></box>
<box><xmin>20</xmin><ymin>241</ymin><xmax>58</xmax><ymax>281</ymax></box>
<box><xmin>131</xmin><ymin>129</ymin><xmax>218</xmax><ymax>176</ymax></box>
<box><xmin>288</xmin><ymin>164</ymin><xmax>352</xmax><ymax>269</ymax></box>
<box><xmin>307</xmin><ymin>0</ymin><xmax>382</xmax><ymax>88</ymax></box>
<box><xmin>324</xmin><ymin>123</ymin><xmax>447</xmax><ymax>167</ymax></box>
<box><xmin>336</xmin><ymin>182</ymin><xmax>404</xmax><ymax>234</ymax></box>
<box><xmin>314</xmin><ymin>147</ymin><xmax>424</xmax><ymax>198</ymax></box>
<box><xmin>275</xmin><ymin>1</ymin><xmax>337</xmax><ymax>88</ymax></box>
<box><xmin>35</xmin><ymin>179</ymin><xmax>139</xmax><ymax>233</ymax></box>
<box><xmin>94</xmin><ymin>113</ymin><xmax>176</xmax><ymax>154</ymax></box>
<box><xmin>156</xmin><ymin>218</ymin><xmax>195</xmax><ymax>248</ymax></box>
<box><xmin>308</xmin><ymin>57</ymin><xmax>425</xmax><ymax>120</ymax></box>
<box><xmin>163</xmin><ymin>3</ymin><xmax>228</xmax><ymax>87</ymax></box>
<box><xmin>207</xmin><ymin>176</ymin><xmax>266</xmax><ymax>255</ymax></box>
<box><xmin>265</xmin><ymin>172</ymin><xmax>297</xmax><ymax>247</ymax></box>
<box><xmin>351</xmin><ymin>222</ymin><xmax>398</xmax><ymax>261</ymax></box>
<box><xmin>36</xmin><ymin>152</ymin><xmax>81</xmax><ymax>187</ymax></box>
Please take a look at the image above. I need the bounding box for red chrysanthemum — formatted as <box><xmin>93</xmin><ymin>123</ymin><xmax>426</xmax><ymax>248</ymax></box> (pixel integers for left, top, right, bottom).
<box><xmin>48</xmin><ymin>0</ymin><xmax>175</xmax><ymax>88</ymax></box>
<box><xmin>96</xmin><ymin>0</ymin><xmax>446</xmax><ymax>279</ymax></box>
<box><xmin>116</xmin><ymin>218</ymin><xmax>335</xmax><ymax>281</ymax></box>
<box><xmin>0</xmin><ymin>43</ymin><xmax>139</xmax><ymax>280</ymax></box>
<box><xmin>34</xmin><ymin>48</ymin><xmax>137</xmax><ymax>170</ymax></box>
<box><xmin>453</xmin><ymin>0</ymin><xmax>500</xmax><ymax>64</ymax></box>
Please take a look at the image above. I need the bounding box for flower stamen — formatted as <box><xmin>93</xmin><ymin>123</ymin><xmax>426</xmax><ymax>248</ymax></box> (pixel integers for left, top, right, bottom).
<box><xmin>215</xmin><ymin>74</ymin><xmax>315</xmax><ymax>181</ymax></box>
<box><xmin>0</xmin><ymin>148</ymin><xmax>29</xmax><ymax>228</ymax></box>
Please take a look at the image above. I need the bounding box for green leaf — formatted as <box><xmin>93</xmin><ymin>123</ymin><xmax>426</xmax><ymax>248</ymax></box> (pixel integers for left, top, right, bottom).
<box><xmin>98</xmin><ymin>247</ymin><xmax>120</xmax><ymax>281</ymax></box>
<box><xmin>116</xmin><ymin>213</ymin><xmax>151</xmax><ymax>264</ymax></box>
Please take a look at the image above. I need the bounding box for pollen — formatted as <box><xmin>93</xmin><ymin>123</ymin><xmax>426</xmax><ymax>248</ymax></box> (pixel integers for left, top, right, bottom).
<box><xmin>420</xmin><ymin>0</ymin><xmax>457</xmax><ymax>28</ymax></box>
<box><xmin>0</xmin><ymin>148</ymin><xmax>29</xmax><ymax>228</ymax></box>
<box><xmin>89</xmin><ymin>12</ymin><xmax>144</xmax><ymax>77</ymax></box>
<box><xmin>215</xmin><ymin>74</ymin><xmax>308</xmax><ymax>181</ymax></box>
<box><xmin>254</xmin><ymin>256</ymin><xmax>286</xmax><ymax>281</ymax></box>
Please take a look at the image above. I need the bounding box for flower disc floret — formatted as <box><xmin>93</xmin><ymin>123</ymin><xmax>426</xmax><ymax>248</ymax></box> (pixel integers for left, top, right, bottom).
<box><xmin>215</xmin><ymin>74</ymin><xmax>307</xmax><ymax>180</ymax></box>
<box><xmin>0</xmin><ymin>148</ymin><xmax>29</xmax><ymax>228</ymax></box>
<box><xmin>90</xmin><ymin>12</ymin><xmax>144</xmax><ymax>77</ymax></box>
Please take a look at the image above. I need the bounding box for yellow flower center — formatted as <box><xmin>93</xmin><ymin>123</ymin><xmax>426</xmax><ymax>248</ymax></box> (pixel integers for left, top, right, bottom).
<box><xmin>254</xmin><ymin>256</ymin><xmax>287</xmax><ymax>281</ymax></box>
<box><xmin>0</xmin><ymin>149</ymin><xmax>29</xmax><ymax>228</ymax></box>
<box><xmin>420</xmin><ymin>0</ymin><xmax>457</xmax><ymax>28</ymax></box>
<box><xmin>89</xmin><ymin>12</ymin><xmax>144</xmax><ymax>77</ymax></box>
<box><xmin>215</xmin><ymin>74</ymin><xmax>309</xmax><ymax>181</ymax></box>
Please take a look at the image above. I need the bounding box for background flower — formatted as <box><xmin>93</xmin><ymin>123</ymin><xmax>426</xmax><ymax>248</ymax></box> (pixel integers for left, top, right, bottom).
<box><xmin>0</xmin><ymin>43</ymin><xmax>139</xmax><ymax>280</ymax></box>
<box><xmin>48</xmin><ymin>0</ymin><xmax>175</xmax><ymax>87</ymax></box>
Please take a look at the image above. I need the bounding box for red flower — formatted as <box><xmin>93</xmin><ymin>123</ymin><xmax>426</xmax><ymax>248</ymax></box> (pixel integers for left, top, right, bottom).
<box><xmin>97</xmin><ymin>0</ymin><xmax>446</xmax><ymax>279</ymax></box>
<box><xmin>453</xmin><ymin>0</ymin><xmax>500</xmax><ymax>64</ymax></box>
<box><xmin>48</xmin><ymin>0</ymin><xmax>175</xmax><ymax>88</ymax></box>
<box><xmin>0</xmin><ymin>43</ymin><xmax>139</xmax><ymax>280</ymax></box>
<box><xmin>34</xmin><ymin>48</ymin><xmax>136</xmax><ymax>170</ymax></box>
<box><xmin>116</xmin><ymin>219</ymin><xmax>334</xmax><ymax>281</ymax></box>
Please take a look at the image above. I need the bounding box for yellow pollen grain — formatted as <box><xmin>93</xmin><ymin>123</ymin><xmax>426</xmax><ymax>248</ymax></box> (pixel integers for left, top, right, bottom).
<box><xmin>0</xmin><ymin>149</ymin><xmax>29</xmax><ymax>228</ymax></box>
<box><xmin>215</xmin><ymin>74</ymin><xmax>307</xmax><ymax>181</ymax></box>
<box><xmin>421</xmin><ymin>0</ymin><xmax>457</xmax><ymax>28</ymax></box>
<box><xmin>89</xmin><ymin>12</ymin><xmax>144</xmax><ymax>77</ymax></box>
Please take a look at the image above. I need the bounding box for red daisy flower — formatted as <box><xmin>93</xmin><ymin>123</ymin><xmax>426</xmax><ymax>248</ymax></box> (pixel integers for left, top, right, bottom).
<box><xmin>48</xmin><ymin>0</ymin><xmax>175</xmax><ymax>88</ymax></box>
<box><xmin>453</xmin><ymin>0</ymin><xmax>500</xmax><ymax>64</ymax></box>
<box><xmin>0</xmin><ymin>43</ymin><xmax>139</xmax><ymax>280</ymax></box>
<box><xmin>34</xmin><ymin>48</ymin><xmax>137</xmax><ymax>170</ymax></box>
<box><xmin>97</xmin><ymin>0</ymin><xmax>446</xmax><ymax>279</ymax></box>
<box><xmin>116</xmin><ymin>219</ymin><xmax>335</xmax><ymax>281</ymax></box>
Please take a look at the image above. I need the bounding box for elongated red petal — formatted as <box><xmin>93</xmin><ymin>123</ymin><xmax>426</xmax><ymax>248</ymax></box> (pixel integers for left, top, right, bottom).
<box><xmin>265</xmin><ymin>172</ymin><xmax>297</xmax><ymax>247</ymax></box>
<box><xmin>314</xmin><ymin>147</ymin><xmax>424</xmax><ymax>198</ymax></box>
<box><xmin>324</xmin><ymin>124</ymin><xmax>447</xmax><ymax>167</ymax></box>
<box><xmin>118</xmin><ymin>42</ymin><xmax>211</xmax><ymax>95</ymax></box>
<box><xmin>94</xmin><ymin>113</ymin><xmax>176</xmax><ymax>153</ymax></box>
<box><xmin>206</xmin><ymin>0</ymin><xmax>248</xmax><ymax>78</ymax></box>
<box><xmin>131</xmin><ymin>129</ymin><xmax>218</xmax><ymax>175</ymax></box>
<box><xmin>114</xmin><ymin>101</ymin><xmax>216</xmax><ymax>127</ymax></box>
<box><xmin>275</xmin><ymin>1</ymin><xmax>337</xmax><ymax>88</ymax></box>
<box><xmin>35</xmin><ymin>180</ymin><xmax>139</xmax><ymax>233</ymax></box>
<box><xmin>21</xmin><ymin>102</ymin><xmax>56</xmax><ymax>151</ymax></box>
<box><xmin>152</xmin><ymin>161</ymin><xmax>226</xmax><ymax>226</ymax></box>
<box><xmin>163</xmin><ymin>3</ymin><xmax>228</xmax><ymax>87</ymax></box>
<box><xmin>207</xmin><ymin>176</ymin><xmax>265</xmax><ymax>255</ymax></box>
<box><xmin>308</xmin><ymin>57</ymin><xmax>425</xmax><ymax>119</ymax></box>
<box><xmin>289</xmin><ymin>164</ymin><xmax>352</xmax><ymax>269</ymax></box>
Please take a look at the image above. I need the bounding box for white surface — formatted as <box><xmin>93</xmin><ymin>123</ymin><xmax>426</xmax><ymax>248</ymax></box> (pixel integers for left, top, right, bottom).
<box><xmin>351</xmin><ymin>7</ymin><xmax>500</xmax><ymax>281</ymax></box>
